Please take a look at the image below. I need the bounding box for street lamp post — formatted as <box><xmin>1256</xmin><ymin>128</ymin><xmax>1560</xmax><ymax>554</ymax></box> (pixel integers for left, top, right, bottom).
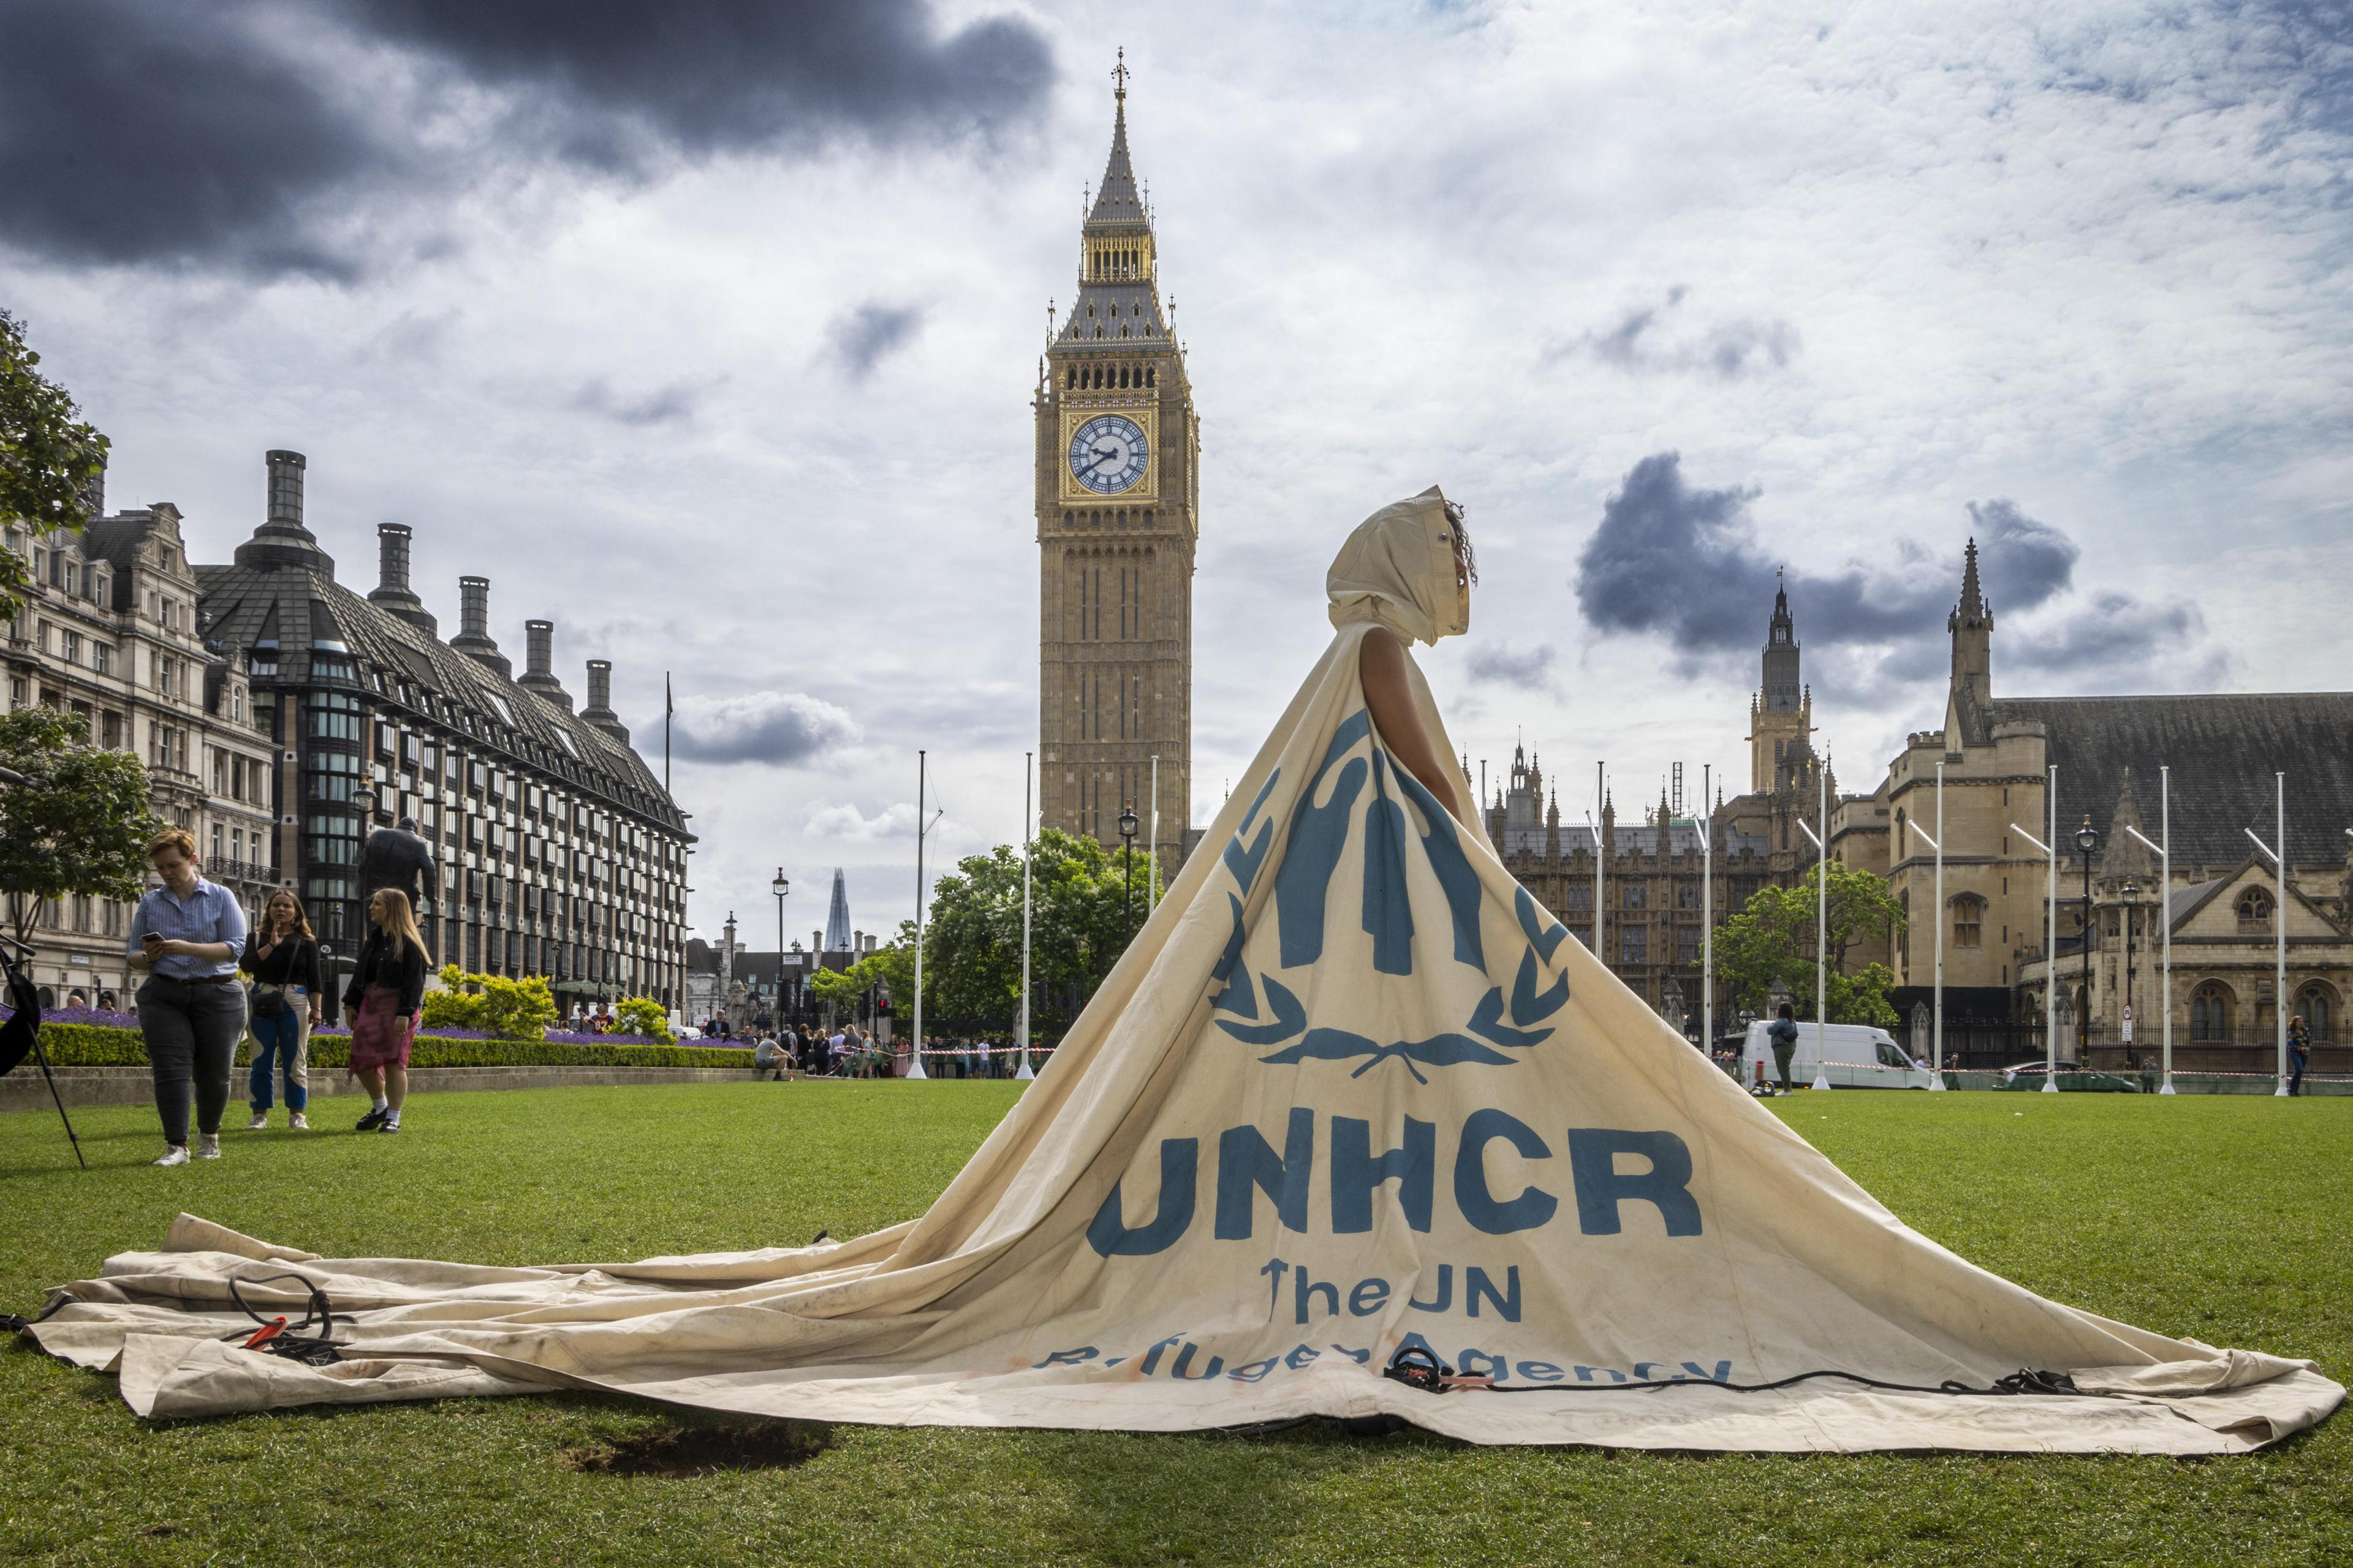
<box><xmin>1118</xmin><ymin>805</ymin><xmax>1139</xmax><ymax>945</ymax></box>
<box><xmin>2075</xmin><ymin>816</ymin><xmax>2101</xmax><ymax>1069</ymax></box>
<box><xmin>771</xmin><ymin>869</ymin><xmax>790</xmax><ymax>1032</ymax></box>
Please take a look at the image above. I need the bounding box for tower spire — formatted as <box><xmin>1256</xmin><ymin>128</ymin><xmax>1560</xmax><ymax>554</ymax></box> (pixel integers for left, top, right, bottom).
<box><xmin>1955</xmin><ymin>536</ymin><xmax>1989</xmax><ymax>623</ymax></box>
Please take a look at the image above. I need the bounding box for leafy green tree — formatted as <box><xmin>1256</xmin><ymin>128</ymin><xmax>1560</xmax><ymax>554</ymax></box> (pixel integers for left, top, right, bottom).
<box><xmin>1711</xmin><ymin>861</ymin><xmax>1906</xmax><ymax>1028</ymax></box>
<box><xmin>613</xmin><ymin>996</ymin><xmax>674</xmax><ymax>1043</ymax></box>
<box><xmin>0</xmin><ymin>708</ymin><xmax>159</xmax><ymax>952</ymax></box>
<box><xmin>1</xmin><ymin>310</ymin><xmax>112</xmax><ymax>619</ymax></box>
<box><xmin>420</xmin><ymin>965</ymin><xmax>559</xmax><ymax>1041</ymax></box>
<box><xmin>808</xmin><ymin>945</ymin><xmax>908</xmax><ymax>1019</ymax></box>
<box><xmin>917</xmin><ymin>828</ymin><xmax>1158</xmax><ymax>1030</ymax></box>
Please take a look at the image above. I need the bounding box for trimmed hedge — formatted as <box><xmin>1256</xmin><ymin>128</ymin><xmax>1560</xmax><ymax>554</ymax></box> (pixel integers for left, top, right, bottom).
<box><xmin>29</xmin><ymin>1021</ymin><xmax>756</xmax><ymax>1072</ymax></box>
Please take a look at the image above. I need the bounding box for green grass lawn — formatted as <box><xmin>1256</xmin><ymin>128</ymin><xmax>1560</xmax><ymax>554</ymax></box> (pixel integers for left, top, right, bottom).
<box><xmin>2</xmin><ymin>1084</ymin><xmax>2346</xmax><ymax>1568</ymax></box>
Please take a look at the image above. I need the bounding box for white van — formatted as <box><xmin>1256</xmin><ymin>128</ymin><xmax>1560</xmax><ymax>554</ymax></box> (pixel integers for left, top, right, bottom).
<box><xmin>1738</xmin><ymin>1020</ymin><xmax>1938</xmax><ymax>1091</ymax></box>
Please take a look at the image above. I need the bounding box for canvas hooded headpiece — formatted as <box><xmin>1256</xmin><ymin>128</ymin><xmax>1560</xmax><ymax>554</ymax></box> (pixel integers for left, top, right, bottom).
<box><xmin>1325</xmin><ymin>485</ymin><xmax>1469</xmax><ymax>646</ymax></box>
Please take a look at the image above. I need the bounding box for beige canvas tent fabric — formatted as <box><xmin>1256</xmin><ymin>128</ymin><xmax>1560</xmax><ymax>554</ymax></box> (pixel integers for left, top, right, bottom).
<box><xmin>28</xmin><ymin>493</ymin><xmax>2343</xmax><ymax>1451</ymax></box>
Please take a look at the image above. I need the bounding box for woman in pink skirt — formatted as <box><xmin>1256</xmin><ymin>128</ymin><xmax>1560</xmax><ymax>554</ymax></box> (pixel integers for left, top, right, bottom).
<box><xmin>343</xmin><ymin>888</ymin><xmax>430</xmax><ymax>1134</ymax></box>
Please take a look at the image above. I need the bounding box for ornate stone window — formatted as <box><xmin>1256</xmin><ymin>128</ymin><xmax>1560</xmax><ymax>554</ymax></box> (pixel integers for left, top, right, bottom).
<box><xmin>1952</xmin><ymin>894</ymin><xmax>1985</xmax><ymax>949</ymax></box>
<box><xmin>2237</xmin><ymin>888</ymin><xmax>2274</xmax><ymax>933</ymax></box>
<box><xmin>2191</xmin><ymin>981</ymin><xmax>2235</xmax><ymax>1042</ymax></box>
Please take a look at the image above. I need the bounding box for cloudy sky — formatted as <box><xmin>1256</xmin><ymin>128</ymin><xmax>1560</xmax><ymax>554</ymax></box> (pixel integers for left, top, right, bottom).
<box><xmin>5</xmin><ymin>0</ymin><xmax>2347</xmax><ymax>946</ymax></box>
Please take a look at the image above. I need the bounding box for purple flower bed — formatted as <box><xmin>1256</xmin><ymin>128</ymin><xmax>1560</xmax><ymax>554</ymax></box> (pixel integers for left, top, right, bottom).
<box><xmin>4</xmin><ymin>1005</ymin><xmax>143</xmax><ymax>1029</ymax></box>
<box><xmin>2</xmin><ymin>1002</ymin><xmax>685</xmax><ymax>1050</ymax></box>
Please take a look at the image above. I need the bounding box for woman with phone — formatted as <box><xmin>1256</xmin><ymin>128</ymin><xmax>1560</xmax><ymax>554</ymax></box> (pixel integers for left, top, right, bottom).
<box><xmin>241</xmin><ymin>889</ymin><xmax>322</xmax><ymax>1130</ymax></box>
<box><xmin>125</xmin><ymin>827</ymin><xmax>249</xmax><ymax>1166</ymax></box>
<box><xmin>343</xmin><ymin>887</ymin><xmax>430</xmax><ymax>1134</ymax></box>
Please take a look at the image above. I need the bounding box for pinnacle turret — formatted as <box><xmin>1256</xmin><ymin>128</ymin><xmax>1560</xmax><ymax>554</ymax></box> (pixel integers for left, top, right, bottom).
<box><xmin>1951</xmin><ymin>536</ymin><xmax>1992</xmax><ymax>629</ymax></box>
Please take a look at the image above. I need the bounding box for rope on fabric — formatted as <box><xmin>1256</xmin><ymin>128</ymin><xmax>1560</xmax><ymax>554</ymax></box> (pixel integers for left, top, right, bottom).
<box><xmin>1381</xmin><ymin>1345</ymin><xmax>2097</xmax><ymax>1399</ymax></box>
<box><xmin>220</xmin><ymin>1271</ymin><xmax>345</xmax><ymax>1367</ymax></box>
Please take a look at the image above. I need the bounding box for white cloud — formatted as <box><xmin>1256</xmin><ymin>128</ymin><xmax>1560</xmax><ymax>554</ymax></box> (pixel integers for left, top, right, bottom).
<box><xmin>804</xmin><ymin>800</ymin><xmax>921</xmax><ymax>841</ymax></box>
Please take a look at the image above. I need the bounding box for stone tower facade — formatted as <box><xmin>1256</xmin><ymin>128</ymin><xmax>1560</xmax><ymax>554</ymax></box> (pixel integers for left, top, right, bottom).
<box><xmin>1035</xmin><ymin>59</ymin><xmax>1196</xmax><ymax>871</ymax></box>
<box><xmin>1748</xmin><ymin>570</ymin><xmax>1812</xmax><ymax>794</ymax></box>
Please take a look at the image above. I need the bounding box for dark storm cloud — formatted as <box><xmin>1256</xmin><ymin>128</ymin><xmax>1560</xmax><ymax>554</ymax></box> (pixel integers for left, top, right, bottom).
<box><xmin>1967</xmin><ymin>498</ymin><xmax>2077</xmax><ymax>612</ymax></box>
<box><xmin>1468</xmin><ymin>642</ymin><xmax>1558</xmax><ymax>690</ymax></box>
<box><xmin>1550</xmin><ymin>288</ymin><xmax>1799</xmax><ymax>380</ymax></box>
<box><xmin>1574</xmin><ymin>452</ymin><xmax>1939</xmax><ymax>653</ymax></box>
<box><xmin>669</xmin><ymin>692</ymin><xmax>862</xmax><ymax>767</ymax></box>
<box><xmin>1575</xmin><ymin>452</ymin><xmax>2212</xmax><ymax>686</ymax></box>
<box><xmin>827</xmin><ymin>303</ymin><xmax>925</xmax><ymax>381</ymax></box>
<box><xmin>0</xmin><ymin>0</ymin><xmax>1053</xmax><ymax>276</ymax></box>
<box><xmin>0</xmin><ymin>1</ymin><xmax>391</xmax><ymax>278</ymax></box>
<box><xmin>347</xmin><ymin>0</ymin><xmax>1057</xmax><ymax>159</ymax></box>
<box><xmin>570</xmin><ymin>376</ymin><xmax>711</xmax><ymax>427</ymax></box>
<box><xmin>2003</xmin><ymin>593</ymin><xmax>2209</xmax><ymax>676</ymax></box>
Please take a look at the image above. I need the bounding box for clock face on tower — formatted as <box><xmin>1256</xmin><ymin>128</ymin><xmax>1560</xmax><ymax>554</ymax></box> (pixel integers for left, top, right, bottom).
<box><xmin>1068</xmin><ymin>414</ymin><xmax>1150</xmax><ymax>494</ymax></box>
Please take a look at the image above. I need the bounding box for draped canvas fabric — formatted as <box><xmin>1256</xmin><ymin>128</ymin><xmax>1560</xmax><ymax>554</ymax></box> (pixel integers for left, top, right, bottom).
<box><xmin>28</xmin><ymin>503</ymin><xmax>2343</xmax><ymax>1451</ymax></box>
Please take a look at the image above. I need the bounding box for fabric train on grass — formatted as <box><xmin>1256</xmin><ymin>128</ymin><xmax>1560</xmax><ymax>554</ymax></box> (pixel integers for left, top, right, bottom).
<box><xmin>26</xmin><ymin>491</ymin><xmax>2343</xmax><ymax>1451</ymax></box>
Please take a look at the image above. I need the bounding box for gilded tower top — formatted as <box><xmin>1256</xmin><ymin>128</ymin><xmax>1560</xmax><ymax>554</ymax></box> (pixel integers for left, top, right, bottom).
<box><xmin>1058</xmin><ymin>52</ymin><xmax>1170</xmax><ymax>350</ymax></box>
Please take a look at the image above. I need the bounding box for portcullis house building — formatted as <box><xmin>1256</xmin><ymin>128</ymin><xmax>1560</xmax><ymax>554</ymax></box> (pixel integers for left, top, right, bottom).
<box><xmin>196</xmin><ymin>450</ymin><xmax>692</xmax><ymax>1011</ymax></box>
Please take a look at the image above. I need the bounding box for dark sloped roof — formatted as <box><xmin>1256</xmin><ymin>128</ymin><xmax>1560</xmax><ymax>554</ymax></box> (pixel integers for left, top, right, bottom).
<box><xmin>1056</xmin><ymin>285</ymin><xmax>1170</xmax><ymax>349</ymax></box>
<box><xmin>1086</xmin><ymin>95</ymin><xmax>1145</xmax><ymax>230</ymax></box>
<box><xmin>197</xmin><ymin>558</ymin><xmax>686</xmax><ymax>833</ymax></box>
<box><xmin>1991</xmin><ymin>694</ymin><xmax>2353</xmax><ymax>868</ymax></box>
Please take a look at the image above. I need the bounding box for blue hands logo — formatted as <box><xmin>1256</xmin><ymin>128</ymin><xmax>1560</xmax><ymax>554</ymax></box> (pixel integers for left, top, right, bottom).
<box><xmin>1208</xmin><ymin>714</ymin><xmax>1573</xmax><ymax>1083</ymax></box>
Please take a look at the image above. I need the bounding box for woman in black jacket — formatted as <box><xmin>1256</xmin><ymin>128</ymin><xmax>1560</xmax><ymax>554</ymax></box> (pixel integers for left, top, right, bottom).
<box><xmin>242</xmin><ymin>889</ymin><xmax>324</xmax><ymax>1131</ymax></box>
<box><xmin>344</xmin><ymin>888</ymin><xmax>430</xmax><ymax>1133</ymax></box>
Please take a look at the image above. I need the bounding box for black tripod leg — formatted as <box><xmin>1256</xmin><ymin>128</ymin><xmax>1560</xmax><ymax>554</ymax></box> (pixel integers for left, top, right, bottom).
<box><xmin>28</xmin><ymin>1036</ymin><xmax>86</xmax><ymax>1170</ymax></box>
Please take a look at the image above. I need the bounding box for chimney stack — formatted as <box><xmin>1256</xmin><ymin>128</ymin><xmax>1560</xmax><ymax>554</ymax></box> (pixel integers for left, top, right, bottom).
<box><xmin>450</xmin><ymin>575</ymin><xmax>512</xmax><ymax>678</ymax></box>
<box><xmin>582</xmin><ymin>658</ymin><xmax>631</xmax><ymax>742</ymax></box>
<box><xmin>366</xmin><ymin>523</ymin><xmax>438</xmax><ymax>634</ymax></box>
<box><xmin>267</xmin><ymin>450</ymin><xmax>305</xmax><ymax>529</ymax></box>
<box><xmin>517</xmin><ymin>618</ymin><xmax>573</xmax><ymax>711</ymax></box>
<box><xmin>234</xmin><ymin>448</ymin><xmax>335</xmax><ymax>572</ymax></box>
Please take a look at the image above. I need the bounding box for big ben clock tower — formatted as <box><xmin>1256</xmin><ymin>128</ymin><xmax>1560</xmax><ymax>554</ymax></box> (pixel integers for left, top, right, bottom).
<box><xmin>1036</xmin><ymin>55</ymin><xmax>1196</xmax><ymax>871</ymax></box>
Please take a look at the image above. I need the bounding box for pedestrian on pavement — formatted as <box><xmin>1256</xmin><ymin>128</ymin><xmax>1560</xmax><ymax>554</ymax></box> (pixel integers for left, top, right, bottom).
<box><xmin>127</xmin><ymin>827</ymin><xmax>250</xmax><ymax>1167</ymax></box>
<box><xmin>346</xmin><ymin>888</ymin><xmax>430</xmax><ymax>1134</ymax></box>
<box><xmin>1767</xmin><ymin>1003</ymin><xmax>1801</xmax><ymax>1095</ymax></box>
<box><xmin>2287</xmin><ymin>1016</ymin><xmax>2311</xmax><ymax>1097</ymax></box>
<box><xmin>242</xmin><ymin>888</ymin><xmax>322</xmax><ymax>1130</ymax></box>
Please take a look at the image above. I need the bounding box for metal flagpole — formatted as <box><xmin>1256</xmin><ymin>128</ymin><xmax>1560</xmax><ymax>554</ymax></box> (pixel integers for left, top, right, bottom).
<box><xmin>907</xmin><ymin>751</ymin><xmax>930</xmax><ymax>1080</ymax></box>
<box><xmin>2010</xmin><ymin>765</ymin><xmax>2060</xmax><ymax>1091</ymax></box>
<box><xmin>1148</xmin><ymin>754</ymin><xmax>1159</xmax><ymax>912</ymax></box>
<box><xmin>2279</xmin><ymin>772</ymin><xmax>2289</xmax><ymax>1097</ymax></box>
<box><xmin>1701</xmin><ymin>763</ymin><xmax>1713</xmax><ymax>1056</ymax></box>
<box><xmin>1593</xmin><ymin>762</ymin><xmax>1605</xmax><ymax>956</ymax></box>
<box><xmin>1906</xmin><ymin>765</ymin><xmax>1947</xmax><ymax>1088</ymax></box>
<box><xmin>1017</xmin><ymin>751</ymin><xmax>1035</xmax><ymax>1081</ymax></box>
<box><xmin>2248</xmin><ymin>774</ymin><xmax>2290</xmax><ymax>1095</ymax></box>
<box><xmin>1792</xmin><ymin>768</ymin><xmax>1830</xmax><ymax>1090</ymax></box>
<box><xmin>2125</xmin><ymin>768</ymin><xmax>2172</xmax><ymax>1094</ymax></box>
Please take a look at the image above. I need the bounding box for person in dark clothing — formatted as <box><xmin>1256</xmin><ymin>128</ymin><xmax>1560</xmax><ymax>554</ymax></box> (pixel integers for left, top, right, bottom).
<box><xmin>1767</xmin><ymin>1002</ymin><xmax>1801</xmax><ymax>1095</ymax></box>
<box><xmin>2287</xmin><ymin>1016</ymin><xmax>2311</xmax><ymax>1097</ymax></box>
<box><xmin>357</xmin><ymin>815</ymin><xmax>439</xmax><ymax>912</ymax></box>
<box><xmin>127</xmin><ymin>827</ymin><xmax>249</xmax><ymax>1165</ymax></box>
<box><xmin>242</xmin><ymin>888</ymin><xmax>324</xmax><ymax>1129</ymax></box>
<box><xmin>344</xmin><ymin>888</ymin><xmax>431</xmax><ymax>1133</ymax></box>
